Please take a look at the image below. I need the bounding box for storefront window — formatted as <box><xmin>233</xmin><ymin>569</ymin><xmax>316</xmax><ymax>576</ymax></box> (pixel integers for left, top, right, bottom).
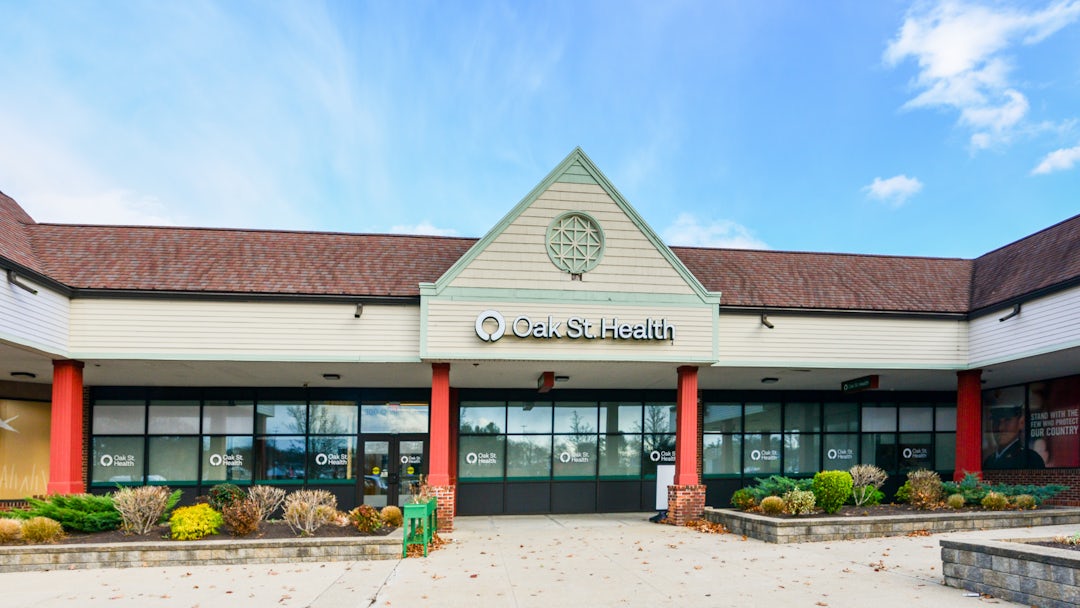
<box><xmin>459</xmin><ymin>403</ymin><xmax>505</xmax><ymax>434</ymax></box>
<box><xmin>823</xmin><ymin>433</ymin><xmax>859</xmax><ymax>469</ymax></box>
<box><xmin>253</xmin><ymin>436</ymin><xmax>304</xmax><ymax>482</ymax></box>
<box><xmin>784</xmin><ymin>403</ymin><xmax>821</xmax><ymax>433</ymax></box>
<box><xmin>899</xmin><ymin>406</ymin><xmax>933</xmax><ymax>432</ymax></box>
<box><xmin>783</xmin><ymin>433</ymin><xmax>820</xmax><ymax>475</ymax></box>
<box><xmin>311</xmin><ymin>401</ymin><xmax>358</xmax><ymax>434</ymax></box>
<box><xmin>256</xmin><ymin>403</ymin><xmax>307</xmax><ymax>434</ymax></box>
<box><xmin>360</xmin><ymin>402</ymin><xmax>428</xmax><ymax>433</ymax></box>
<box><xmin>703</xmin><ymin>434</ymin><xmax>740</xmax><ymax>476</ymax></box>
<box><xmin>554</xmin><ymin>403</ymin><xmax>598</xmax><ymax>434</ymax></box>
<box><xmin>202</xmin><ymin>436</ymin><xmax>253</xmax><ymax>483</ymax></box>
<box><xmin>744</xmin><ymin>403</ymin><xmax>781</xmax><ymax>433</ymax></box>
<box><xmin>898</xmin><ymin>433</ymin><xmax>933</xmax><ymax>472</ymax></box>
<box><xmin>935</xmin><ymin>407</ymin><xmax>957</xmax><ymax>432</ymax></box>
<box><xmin>203</xmin><ymin>402</ymin><xmax>254</xmax><ymax>434</ymax></box>
<box><xmin>643</xmin><ymin>403</ymin><xmax>676</xmax><ymax>434</ymax></box>
<box><xmin>506</xmin><ymin>435</ymin><xmax>551</xmax><ymax>479</ymax></box>
<box><xmin>703</xmin><ymin>404</ymin><xmax>741</xmax><ymax>433</ymax></box>
<box><xmin>91</xmin><ymin>436</ymin><xmax>145</xmax><ymax>484</ymax></box>
<box><xmin>553</xmin><ymin>434</ymin><xmax>597</xmax><ymax>479</ymax></box>
<box><xmin>642</xmin><ymin>433</ymin><xmax>675</xmax><ymax>478</ymax></box>
<box><xmin>508</xmin><ymin>402</ymin><xmax>552</xmax><ymax>434</ymax></box>
<box><xmin>862</xmin><ymin>406</ymin><xmax>897</xmax><ymax>432</ymax></box>
<box><xmin>743</xmin><ymin>433</ymin><xmax>782</xmax><ymax>475</ymax></box>
<box><xmin>93</xmin><ymin>401</ymin><xmax>146</xmax><ymax>434</ymax></box>
<box><xmin>861</xmin><ymin>433</ymin><xmax>897</xmax><ymax>472</ymax></box>
<box><xmin>147</xmin><ymin>401</ymin><xmax>200</xmax><ymax>434</ymax></box>
<box><xmin>458</xmin><ymin>435</ymin><xmax>504</xmax><ymax>480</ymax></box>
<box><xmin>599</xmin><ymin>403</ymin><xmax>642</xmax><ymax>434</ymax></box>
<box><xmin>599</xmin><ymin>434</ymin><xmax>641</xmax><ymax>478</ymax></box>
<box><xmin>147</xmin><ymin>436</ymin><xmax>199</xmax><ymax>484</ymax></box>
<box><xmin>824</xmin><ymin>403</ymin><xmax>859</xmax><ymax>432</ymax></box>
<box><xmin>935</xmin><ymin>433</ymin><xmax>956</xmax><ymax>471</ymax></box>
<box><xmin>307</xmin><ymin>436</ymin><xmax>355</xmax><ymax>483</ymax></box>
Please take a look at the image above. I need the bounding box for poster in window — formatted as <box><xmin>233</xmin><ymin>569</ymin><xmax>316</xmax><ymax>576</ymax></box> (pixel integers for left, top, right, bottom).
<box><xmin>1028</xmin><ymin>375</ymin><xmax>1080</xmax><ymax>468</ymax></box>
<box><xmin>982</xmin><ymin>386</ymin><xmax>1044</xmax><ymax>470</ymax></box>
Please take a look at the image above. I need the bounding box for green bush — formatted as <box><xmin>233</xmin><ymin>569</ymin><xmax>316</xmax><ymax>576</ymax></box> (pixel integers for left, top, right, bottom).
<box><xmin>21</xmin><ymin>516</ymin><xmax>65</xmax><ymax>543</ymax></box>
<box><xmin>941</xmin><ymin>474</ymin><xmax>1068</xmax><ymax>506</ymax></box>
<box><xmin>981</xmin><ymin>491</ymin><xmax>1009</xmax><ymax>511</ymax></box>
<box><xmin>169</xmin><ymin>504</ymin><xmax>223</xmax><ymax>540</ymax></box>
<box><xmin>348</xmin><ymin>505</ymin><xmax>383</xmax><ymax>533</ymax></box>
<box><xmin>731</xmin><ymin>488</ymin><xmax>756</xmax><ymax>510</ymax></box>
<box><xmin>380</xmin><ymin>505</ymin><xmax>403</xmax><ymax>528</ymax></box>
<box><xmin>812</xmin><ymin>470</ymin><xmax>853</xmax><ymax>514</ymax></box>
<box><xmin>942</xmin><ymin>473</ymin><xmax>988</xmax><ymax>504</ymax></box>
<box><xmin>207</xmin><ymin>484</ymin><xmax>246</xmax><ymax>512</ymax></box>
<box><xmin>746</xmin><ymin>475</ymin><xmax>813</xmax><ymax>502</ymax></box>
<box><xmin>1011</xmin><ymin>494</ymin><xmax>1037</xmax><ymax>510</ymax></box>
<box><xmin>0</xmin><ymin>518</ymin><xmax>22</xmax><ymax>543</ymax></box>
<box><xmin>783</xmin><ymin>489</ymin><xmax>816</xmax><ymax>515</ymax></box>
<box><xmin>222</xmin><ymin>498</ymin><xmax>261</xmax><ymax>537</ymax></box>
<box><xmin>894</xmin><ymin>481</ymin><xmax>911</xmax><ymax>503</ymax></box>
<box><xmin>8</xmin><ymin>494</ymin><xmax>120</xmax><ymax>533</ymax></box>
<box><xmin>946</xmin><ymin>493</ymin><xmax>966</xmax><ymax>509</ymax></box>
<box><xmin>759</xmin><ymin>495</ymin><xmax>785</xmax><ymax>515</ymax></box>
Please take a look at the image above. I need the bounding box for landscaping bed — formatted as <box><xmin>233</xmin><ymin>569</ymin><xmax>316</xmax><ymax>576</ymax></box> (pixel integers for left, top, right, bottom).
<box><xmin>941</xmin><ymin>537</ymin><xmax>1080</xmax><ymax>607</ymax></box>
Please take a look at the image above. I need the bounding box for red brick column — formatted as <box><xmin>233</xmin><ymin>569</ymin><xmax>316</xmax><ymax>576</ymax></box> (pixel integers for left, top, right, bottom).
<box><xmin>955</xmin><ymin>369</ymin><xmax>982</xmax><ymax>481</ymax></box>
<box><xmin>667</xmin><ymin>485</ymin><xmax>705</xmax><ymax>526</ymax></box>
<box><xmin>429</xmin><ymin>363</ymin><xmax>455</xmax><ymax>531</ymax></box>
<box><xmin>48</xmin><ymin>360</ymin><xmax>85</xmax><ymax>495</ymax></box>
<box><xmin>668</xmin><ymin>366</ymin><xmax>703</xmax><ymax>525</ymax></box>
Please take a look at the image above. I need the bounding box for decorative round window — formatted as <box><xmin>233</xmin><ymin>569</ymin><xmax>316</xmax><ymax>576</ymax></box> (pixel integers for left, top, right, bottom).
<box><xmin>546</xmin><ymin>212</ymin><xmax>605</xmax><ymax>274</ymax></box>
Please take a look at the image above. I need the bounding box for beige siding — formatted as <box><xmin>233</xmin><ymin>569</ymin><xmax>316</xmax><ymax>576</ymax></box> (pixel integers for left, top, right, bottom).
<box><xmin>715</xmin><ymin>312</ymin><xmax>968</xmax><ymax>367</ymax></box>
<box><xmin>0</xmin><ymin>276</ymin><xmax>69</xmax><ymax>355</ymax></box>
<box><xmin>450</xmin><ymin>182</ymin><xmax>696</xmax><ymax>295</ymax></box>
<box><xmin>970</xmin><ymin>285</ymin><xmax>1080</xmax><ymax>366</ymax></box>
<box><xmin>425</xmin><ymin>300</ymin><xmax>714</xmax><ymax>361</ymax></box>
<box><xmin>69</xmin><ymin>299</ymin><xmax>420</xmax><ymax>360</ymax></box>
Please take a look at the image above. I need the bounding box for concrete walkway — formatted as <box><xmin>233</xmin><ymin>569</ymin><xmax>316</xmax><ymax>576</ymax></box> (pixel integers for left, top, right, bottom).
<box><xmin>3</xmin><ymin>513</ymin><xmax>1076</xmax><ymax>607</ymax></box>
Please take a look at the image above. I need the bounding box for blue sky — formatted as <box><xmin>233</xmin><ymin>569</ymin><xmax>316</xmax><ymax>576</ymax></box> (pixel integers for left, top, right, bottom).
<box><xmin>1</xmin><ymin>0</ymin><xmax>1078</xmax><ymax>258</ymax></box>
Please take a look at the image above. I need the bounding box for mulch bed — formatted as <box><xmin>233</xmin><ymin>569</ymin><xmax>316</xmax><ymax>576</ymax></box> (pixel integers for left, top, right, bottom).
<box><xmin>754</xmin><ymin>504</ymin><xmax>1001</xmax><ymax>519</ymax></box>
<box><xmin>37</xmin><ymin>521</ymin><xmax>394</xmax><ymax>546</ymax></box>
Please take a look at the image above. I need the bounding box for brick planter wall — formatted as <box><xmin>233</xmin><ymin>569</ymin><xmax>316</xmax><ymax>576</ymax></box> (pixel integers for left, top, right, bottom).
<box><xmin>667</xmin><ymin>485</ymin><xmax>705</xmax><ymax>526</ymax></box>
<box><xmin>941</xmin><ymin>538</ymin><xmax>1080</xmax><ymax>607</ymax></box>
<box><xmin>432</xmin><ymin>484</ymin><xmax>455</xmax><ymax>532</ymax></box>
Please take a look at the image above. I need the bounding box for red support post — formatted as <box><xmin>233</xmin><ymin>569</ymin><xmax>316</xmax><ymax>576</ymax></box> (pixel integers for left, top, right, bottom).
<box><xmin>428</xmin><ymin>363</ymin><xmax>451</xmax><ymax>486</ymax></box>
<box><xmin>674</xmin><ymin>365</ymin><xmax>699</xmax><ymax>486</ymax></box>
<box><xmin>48</xmin><ymin>360</ymin><xmax>85</xmax><ymax>495</ymax></box>
<box><xmin>955</xmin><ymin>369</ymin><xmax>983</xmax><ymax>481</ymax></box>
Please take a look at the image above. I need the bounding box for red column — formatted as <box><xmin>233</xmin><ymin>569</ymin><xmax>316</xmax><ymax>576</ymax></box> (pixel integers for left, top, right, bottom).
<box><xmin>955</xmin><ymin>369</ymin><xmax>983</xmax><ymax>481</ymax></box>
<box><xmin>674</xmin><ymin>365</ymin><xmax>699</xmax><ymax>486</ymax></box>
<box><xmin>48</xmin><ymin>360</ymin><xmax>85</xmax><ymax>495</ymax></box>
<box><xmin>428</xmin><ymin>363</ymin><xmax>451</xmax><ymax>486</ymax></box>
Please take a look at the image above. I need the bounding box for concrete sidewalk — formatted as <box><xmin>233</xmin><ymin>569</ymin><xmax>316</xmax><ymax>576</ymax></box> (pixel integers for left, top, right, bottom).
<box><xmin>3</xmin><ymin>513</ymin><xmax>1076</xmax><ymax>607</ymax></box>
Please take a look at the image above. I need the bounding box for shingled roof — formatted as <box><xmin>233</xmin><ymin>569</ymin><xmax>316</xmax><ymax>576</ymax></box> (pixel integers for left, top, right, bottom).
<box><xmin>2</xmin><ymin>195</ymin><xmax>1078</xmax><ymax>313</ymax></box>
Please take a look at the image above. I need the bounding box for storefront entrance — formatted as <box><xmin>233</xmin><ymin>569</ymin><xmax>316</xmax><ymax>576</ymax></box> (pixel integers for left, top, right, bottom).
<box><xmin>361</xmin><ymin>435</ymin><xmax>427</xmax><ymax>507</ymax></box>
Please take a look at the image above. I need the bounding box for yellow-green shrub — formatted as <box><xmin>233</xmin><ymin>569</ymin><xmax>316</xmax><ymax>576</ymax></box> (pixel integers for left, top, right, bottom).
<box><xmin>783</xmin><ymin>489</ymin><xmax>816</xmax><ymax>515</ymax></box>
<box><xmin>1012</xmin><ymin>494</ymin><xmax>1036</xmax><ymax>510</ymax></box>
<box><xmin>812</xmin><ymin>470</ymin><xmax>853</xmax><ymax>514</ymax></box>
<box><xmin>169</xmin><ymin>504</ymin><xmax>223</xmax><ymax>540</ymax></box>
<box><xmin>946</xmin><ymin>493</ymin><xmax>966</xmax><ymax>509</ymax></box>
<box><xmin>981</xmin><ymin>491</ymin><xmax>1009</xmax><ymax>511</ymax></box>
<box><xmin>760</xmin><ymin>495</ymin><xmax>785</xmax><ymax>515</ymax></box>
<box><xmin>21</xmin><ymin>516</ymin><xmax>65</xmax><ymax>544</ymax></box>
<box><xmin>380</xmin><ymin>505</ymin><xmax>403</xmax><ymax>528</ymax></box>
<box><xmin>0</xmin><ymin>518</ymin><xmax>23</xmax><ymax>543</ymax></box>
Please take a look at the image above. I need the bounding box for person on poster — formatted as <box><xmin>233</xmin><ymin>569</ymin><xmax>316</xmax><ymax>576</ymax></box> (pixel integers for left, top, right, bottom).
<box><xmin>983</xmin><ymin>405</ymin><xmax>1045</xmax><ymax>469</ymax></box>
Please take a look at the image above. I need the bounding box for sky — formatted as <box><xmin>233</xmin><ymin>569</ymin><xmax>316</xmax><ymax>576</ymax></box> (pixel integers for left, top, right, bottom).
<box><xmin>1</xmin><ymin>0</ymin><xmax>1079</xmax><ymax>259</ymax></box>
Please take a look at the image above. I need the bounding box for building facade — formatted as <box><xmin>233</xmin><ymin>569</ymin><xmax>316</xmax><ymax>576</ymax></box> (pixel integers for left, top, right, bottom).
<box><xmin>1</xmin><ymin>149</ymin><xmax>1078</xmax><ymax>527</ymax></box>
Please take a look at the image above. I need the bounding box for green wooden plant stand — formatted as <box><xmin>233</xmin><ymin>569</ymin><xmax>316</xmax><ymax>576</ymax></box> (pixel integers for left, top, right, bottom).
<box><xmin>402</xmin><ymin>497</ymin><xmax>437</xmax><ymax>557</ymax></box>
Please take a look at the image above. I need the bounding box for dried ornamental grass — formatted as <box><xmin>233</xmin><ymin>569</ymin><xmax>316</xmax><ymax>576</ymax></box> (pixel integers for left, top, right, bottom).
<box><xmin>0</xmin><ymin>518</ymin><xmax>22</xmax><ymax>543</ymax></box>
<box><xmin>113</xmin><ymin>486</ymin><xmax>172</xmax><ymax>535</ymax></box>
<box><xmin>283</xmin><ymin>489</ymin><xmax>337</xmax><ymax>536</ymax></box>
<box><xmin>247</xmin><ymin>485</ymin><xmax>287</xmax><ymax>521</ymax></box>
<box><xmin>380</xmin><ymin>505</ymin><xmax>403</xmax><ymax>527</ymax></box>
<box><xmin>21</xmin><ymin>517</ymin><xmax>65</xmax><ymax>544</ymax></box>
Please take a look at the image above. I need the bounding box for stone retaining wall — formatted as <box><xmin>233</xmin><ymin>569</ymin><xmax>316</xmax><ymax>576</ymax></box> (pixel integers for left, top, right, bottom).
<box><xmin>0</xmin><ymin>533</ymin><xmax>403</xmax><ymax>573</ymax></box>
<box><xmin>703</xmin><ymin>507</ymin><xmax>1080</xmax><ymax>544</ymax></box>
<box><xmin>941</xmin><ymin>538</ymin><xmax>1079</xmax><ymax>608</ymax></box>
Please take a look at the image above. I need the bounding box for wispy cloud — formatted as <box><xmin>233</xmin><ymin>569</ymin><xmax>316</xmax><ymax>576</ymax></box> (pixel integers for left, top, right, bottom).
<box><xmin>863</xmin><ymin>175</ymin><xmax>924</xmax><ymax>207</ymax></box>
<box><xmin>661</xmin><ymin>213</ymin><xmax>768</xmax><ymax>249</ymax></box>
<box><xmin>885</xmin><ymin>0</ymin><xmax>1080</xmax><ymax>150</ymax></box>
<box><xmin>388</xmin><ymin>222</ymin><xmax>460</xmax><ymax>237</ymax></box>
<box><xmin>1032</xmin><ymin>144</ymin><xmax>1080</xmax><ymax>174</ymax></box>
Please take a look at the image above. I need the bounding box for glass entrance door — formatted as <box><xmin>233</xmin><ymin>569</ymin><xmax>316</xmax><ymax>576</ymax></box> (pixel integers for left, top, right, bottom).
<box><xmin>361</xmin><ymin>435</ymin><xmax>426</xmax><ymax>507</ymax></box>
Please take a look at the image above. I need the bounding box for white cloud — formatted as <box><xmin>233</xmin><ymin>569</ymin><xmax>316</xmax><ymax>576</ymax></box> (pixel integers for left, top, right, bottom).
<box><xmin>885</xmin><ymin>0</ymin><xmax>1080</xmax><ymax>149</ymax></box>
<box><xmin>661</xmin><ymin>213</ymin><xmax>768</xmax><ymax>249</ymax></box>
<box><xmin>1032</xmin><ymin>144</ymin><xmax>1080</xmax><ymax>174</ymax></box>
<box><xmin>863</xmin><ymin>175</ymin><xmax>924</xmax><ymax>207</ymax></box>
<box><xmin>388</xmin><ymin>222</ymin><xmax>459</xmax><ymax>237</ymax></box>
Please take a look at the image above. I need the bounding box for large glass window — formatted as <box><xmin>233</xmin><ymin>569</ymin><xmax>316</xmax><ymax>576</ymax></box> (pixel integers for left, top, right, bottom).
<box><xmin>459</xmin><ymin>403</ymin><xmax>505</xmax><ymax>434</ymax></box>
<box><xmin>91</xmin><ymin>436</ymin><xmax>144</xmax><ymax>484</ymax></box>
<box><xmin>704</xmin><ymin>404</ymin><xmax>741</xmax><ymax>432</ymax></box>
<box><xmin>254</xmin><ymin>437</ymin><xmax>304</xmax><ymax>482</ymax></box>
<box><xmin>899</xmin><ymin>406</ymin><xmax>934</xmax><ymax>432</ymax></box>
<box><xmin>508</xmin><ymin>402</ymin><xmax>552</xmax><ymax>434</ymax></box>
<box><xmin>861</xmin><ymin>433</ymin><xmax>897</xmax><ymax>472</ymax></box>
<box><xmin>784</xmin><ymin>403</ymin><xmax>821</xmax><ymax>433</ymax></box>
<box><xmin>899</xmin><ymin>433</ymin><xmax>933</xmax><ymax>472</ymax></box>
<box><xmin>862</xmin><ymin>406</ymin><xmax>897</xmax><ymax>432</ymax></box>
<box><xmin>599</xmin><ymin>403</ymin><xmax>642</xmax><ymax>434</ymax></box>
<box><xmin>703</xmin><ymin>434</ymin><xmax>741</xmax><ymax>476</ymax></box>
<box><xmin>202</xmin><ymin>436</ymin><xmax>253</xmax><ymax>483</ymax></box>
<box><xmin>308</xmin><ymin>436</ymin><xmax>356</xmax><ymax>483</ymax></box>
<box><xmin>361</xmin><ymin>402</ymin><xmax>429</xmax><ymax>433</ymax></box>
<box><xmin>743</xmin><ymin>433</ymin><xmax>782</xmax><ymax>475</ymax></box>
<box><xmin>506</xmin><ymin>435</ymin><xmax>551</xmax><ymax>479</ymax></box>
<box><xmin>784</xmin><ymin>433</ymin><xmax>820</xmax><ymax>475</ymax></box>
<box><xmin>554</xmin><ymin>403</ymin><xmax>598</xmax><ymax>434</ymax></box>
<box><xmin>93</xmin><ymin>401</ymin><xmax>146</xmax><ymax>434</ymax></box>
<box><xmin>203</xmin><ymin>402</ymin><xmax>254</xmax><ymax>434</ymax></box>
<box><xmin>256</xmin><ymin>403</ymin><xmax>307</xmax><ymax>434</ymax></box>
<box><xmin>148</xmin><ymin>436</ymin><xmax>198</xmax><ymax>484</ymax></box>
<box><xmin>553</xmin><ymin>434</ymin><xmax>596</xmax><ymax>479</ymax></box>
<box><xmin>148</xmin><ymin>401</ymin><xmax>200</xmax><ymax>434</ymax></box>
<box><xmin>823</xmin><ymin>434</ymin><xmax>859</xmax><ymax>469</ymax></box>
<box><xmin>824</xmin><ymin>403</ymin><xmax>859</xmax><ymax>432</ymax></box>
<box><xmin>599</xmin><ymin>434</ymin><xmax>641</xmax><ymax>478</ymax></box>
<box><xmin>310</xmin><ymin>401</ymin><xmax>358</xmax><ymax>435</ymax></box>
<box><xmin>458</xmin><ymin>435</ymin><xmax>504</xmax><ymax>480</ymax></box>
<box><xmin>744</xmin><ymin>403</ymin><xmax>781</xmax><ymax>432</ymax></box>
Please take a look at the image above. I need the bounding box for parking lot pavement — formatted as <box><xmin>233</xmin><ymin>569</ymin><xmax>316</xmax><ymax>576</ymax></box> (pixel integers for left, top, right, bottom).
<box><xmin>3</xmin><ymin>513</ymin><xmax>1076</xmax><ymax>608</ymax></box>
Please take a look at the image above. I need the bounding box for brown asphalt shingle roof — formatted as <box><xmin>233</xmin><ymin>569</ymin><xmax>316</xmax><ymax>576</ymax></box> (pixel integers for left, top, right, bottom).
<box><xmin>2</xmin><ymin>194</ymin><xmax>1078</xmax><ymax>313</ymax></box>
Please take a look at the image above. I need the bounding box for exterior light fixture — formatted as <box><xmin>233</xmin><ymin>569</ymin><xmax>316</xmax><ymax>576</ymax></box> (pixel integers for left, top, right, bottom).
<box><xmin>760</xmin><ymin>377</ymin><xmax>779</xmax><ymax>384</ymax></box>
<box><xmin>322</xmin><ymin>373</ymin><xmax>341</xmax><ymax>381</ymax></box>
<box><xmin>10</xmin><ymin>371</ymin><xmax>36</xmax><ymax>379</ymax></box>
<box><xmin>354</xmin><ymin>303</ymin><xmax>364</xmax><ymax>318</ymax></box>
<box><xmin>760</xmin><ymin>314</ymin><xmax>774</xmax><ymax>329</ymax></box>
<box><xmin>555</xmin><ymin>375</ymin><xmax>569</xmax><ymax>383</ymax></box>
<box><xmin>998</xmin><ymin>303</ymin><xmax>1021</xmax><ymax>322</ymax></box>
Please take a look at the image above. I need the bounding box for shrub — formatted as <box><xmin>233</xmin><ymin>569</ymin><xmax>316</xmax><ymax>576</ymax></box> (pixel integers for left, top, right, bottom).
<box><xmin>169</xmin><ymin>504</ymin><xmax>223</xmax><ymax>540</ymax></box>
<box><xmin>946</xmin><ymin>493</ymin><xmax>966</xmax><ymax>509</ymax></box>
<box><xmin>942</xmin><ymin>472</ymin><xmax>988</xmax><ymax>505</ymax></box>
<box><xmin>906</xmin><ymin>470</ymin><xmax>944</xmax><ymax>509</ymax></box>
<box><xmin>222</xmin><ymin>498</ymin><xmax>262</xmax><ymax>537</ymax></box>
<box><xmin>9</xmin><ymin>493</ymin><xmax>120</xmax><ymax>532</ymax></box>
<box><xmin>112</xmin><ymin>486</ymin><xmax>179</xmax><ymax>535</ymax></box>
<box><xmin>849</xmin><ymin>464</ymin><xmax>887</xmax><ymax>507</ymax></box>
<box><xmin>746</xmin><ymin>475</ymin><xmax>813</xmax><ymax>502</ymax></box>
<box><xmin>348</xmin><ymin>505</ymin><xmax>383</xmax><ymax>533</ymax></box>
<box><xmin>1011</xmin><ymin>494</ymin><xmax>1037</xmax><ymax>510</ymax></box>
<box><xmin>759</xmin><ymin>495</ymin><xmax>785</xmax><ymax>515</ymax></box>
<box><xmin>247</xmin><ymin>485</ymin><xmax>287</xmax><ymax>521</ymax></box>
<box><xmin>812</xmin><ymin>470</ymin><xmax>853</xmax><ymax>514</ymax></box>
<box><xmin>731</xmin><ymin>488</ymin><xmax>757</xmax><ymax>510</ymax></box>
<box><xmin>1055</xmin><ymin>532</ymin><xmax>1080</xmax><ymax>546</ymax></box>
<box><xmin>783</xmin><ymin>489</ymin><xmax>816</xmax><ymax>515</ymax></box>
<box><xmin>207</xmin><ymin>484</ymin><xmax>246</xmax><ymax>512</ymax></box>
<box><xmin>21</xmin><ymin>517</ymin><xmax>65</xmax><ymax>543</ymax></box>
<box><xmin>380</xmin><ymin>505</ymin><xmax>403</xmax><ymax>528</ymax></box>
<box><xmin>894</xmin><ymin>481</ymin><xmax>911</xmax><ymax>504</ymax></box>
<box><xmin>0</xmin><ymin>518</ymin><xmax>22</xmax><ymax>543</ymax></box>
<box><xmin>283</xmin><ymin>490</ymin><xmax>337</xmax><ymax>536</ymax></box>
<box><xmin>981</xmin><ymin>491</ymin><xmax>1009</xmax><ymax>511</ymax></box>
